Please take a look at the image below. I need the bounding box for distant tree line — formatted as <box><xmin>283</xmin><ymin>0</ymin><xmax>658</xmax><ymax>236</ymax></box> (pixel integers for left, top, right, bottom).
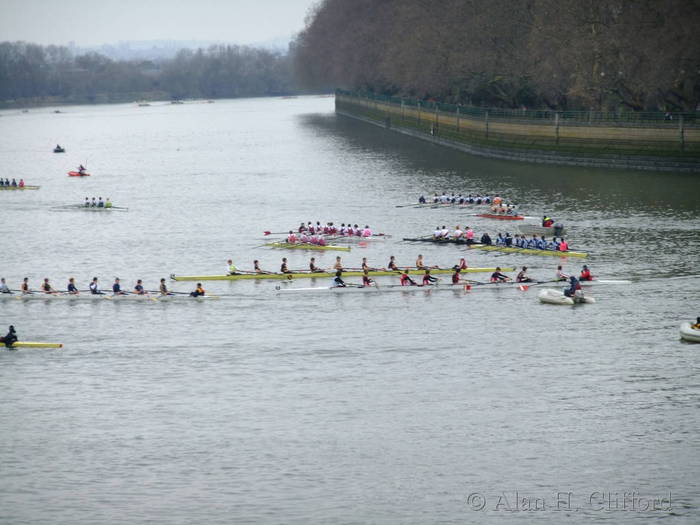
<box><xmin>0</xmin><ymin>41</ymin><xmax>299</xmax><ymax>105</ymax></box>
<box><xmin>293</xmin><ymin>0</ymin><xmax>700</xmax><ymax>112</ymax></box>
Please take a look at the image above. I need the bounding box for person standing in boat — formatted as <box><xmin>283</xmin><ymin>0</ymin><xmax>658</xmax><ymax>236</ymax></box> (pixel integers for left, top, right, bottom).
<box><xmin>1</xmin><ymin>326</ymin><xmax>18</xmax><ymax>348</ymax></box>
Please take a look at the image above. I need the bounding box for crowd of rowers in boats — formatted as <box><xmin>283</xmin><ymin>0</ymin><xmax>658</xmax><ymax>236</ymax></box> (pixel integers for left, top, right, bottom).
<box><xmin>0</xmin><ymin>277</ymin><xmax>206</xmax><ymax>297</ymax></box>
<box><xmin>0</xmin><ymin>178</ymin><xmax>26</xmax><ymax>187</ymax></box>
<box><xmin>419</xmin><ymin>193</ymin><xmax>505</xmax><ymax>205</ymax></box>
<box><xmin>284</xmin><ymin>222</ymin><xmax>377</xmax><ymax>244</ymax></box>
<box><xmin>81</xmin><ymin>197</ymin><xmax>115</xmax><ymax>208</ymax></box>
<box><xmin>431</xmin><ymin>226</ymin><xmax>572</xmax><ymax>251</ymax></box>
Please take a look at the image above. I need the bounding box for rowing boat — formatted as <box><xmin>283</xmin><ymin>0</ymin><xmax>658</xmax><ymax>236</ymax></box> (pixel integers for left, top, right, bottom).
<box><xmin>276</xmin><ymin>283</ymin><xmax>474</xmax><ymax>293</ymax></box>
<box><xmin>50</xmin><ymin>205</ymin><xmax>128</xmax><ymax>212</ymax></box>
<box><xmin>476</xmin><ymin>213</ymin><xmax>524</xmax><ymax>220</ymax></box>
<box><xmin>401</xmin><ymin>238</ymin><xmax>588</xmax><ymax>257</ymax></box>
<box><xmin>517</xmin><ymin>224</ymin><xmax>566</xmax><ymax>236</ymax></box>
<box><xmin>0</xmin><ymin>185</ymin><xmax>40</xmax><ymax>190</ymax></box>
<box><xmin>469</xmin><ymin>244</ymin><xmax>589</xmax><ymax>258</ymax></box>
<box><xmin>0</xmin><ymin>293</ymin><xmax>219</xmax><ymax>301</ymax></box>
<box><xmin>7</xmin><ymin>341</ymin><xmax>63</xmax><ymax>348</ymax></box>
<box><xmin>265</xmin><ymin>242</ymin><xmax>351</xmax><ymax>252</ymax></box>
<box><xmin>68</xmin><ymin>171</ymin><xmax>90</xmax><ymax>177</ymax></box>
<box><xmin>170</xmin><ymin>267</ymin><xmax>513</xmax><ymax>281</ymax></box>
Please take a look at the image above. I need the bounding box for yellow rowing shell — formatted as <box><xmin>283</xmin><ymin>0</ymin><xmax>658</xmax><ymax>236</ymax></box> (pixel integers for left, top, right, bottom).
<box><xmin>0</xmin><ymin>185</ymin><xmax>40</xmax><ymax>190</ymax></box>
<box><xmin>171</xmin><ymin>267</ymin><xmax>514</xmax><ymax>281</ymax></box>
<box><xmin>266</xmin><ymin>242</ymin><xmax>351</xmax><ymax>252</ymax></box>
<box><xmin>8</xmin><ymin>341</ymin><xmax>63</xmax><ymax>348</ymax></box>
<box><xmin>469</xmin><ymin>245</ymin><xmax>588</xmax><ymax>258</ymax></box>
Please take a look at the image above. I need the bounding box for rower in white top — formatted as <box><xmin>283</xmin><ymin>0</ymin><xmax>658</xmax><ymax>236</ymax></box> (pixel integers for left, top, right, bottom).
<box><xmin>453</xmin><ymin>225</ymin><xmax>463</xmax><ymax>240</ymax></box>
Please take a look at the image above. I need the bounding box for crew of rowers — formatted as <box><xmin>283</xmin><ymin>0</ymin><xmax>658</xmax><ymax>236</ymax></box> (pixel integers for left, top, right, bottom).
<box><xmin>489</xmin><ymin>203</ymin><xmax>519</xmax><ymax>215</ymax></box>
<box><xmin>0</xmin><ymin>178</ymin><xmax>25</xmax><ymax>187</ymax></box>
<box><xmin>295</xmin><ymin>222</ymin><xmax>375</xmax><ymax>236</ymax></box>
<box><xmin>83</xmin><ymin>196</ymin><xmax>113</xmax><ymax>208</ymax></box>
<box><xmin>420</xmin><ymin>193</ymin><xmax>501</xmax><ymax>205</ymax></box>
<box><xmin>431</xmin><ymin>225</ymin><xmax>573</xmax><ymax>252</ymax></box>
<box><xmin>0</xmin><ymin>277</ymin><xmax>205</xmax><ymax>297</ymax></box>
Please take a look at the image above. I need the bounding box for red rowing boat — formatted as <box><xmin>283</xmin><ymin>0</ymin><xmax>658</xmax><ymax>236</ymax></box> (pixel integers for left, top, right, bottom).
<box><xmin>67</xmin><ymin>171</ymin><xmax>90</xmax><ymax>177</ymax></box>
<box><xmin>476</xmin><ymin>213</ymin><xmax>524</xmax><ymax>220</ymax></box>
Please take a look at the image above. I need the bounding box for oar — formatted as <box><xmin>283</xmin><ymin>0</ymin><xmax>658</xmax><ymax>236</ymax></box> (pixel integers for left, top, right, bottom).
<box><xmin>263</xmin><ymin>231</ymin><xmax>289</xmax><ymax>236</ymax></box>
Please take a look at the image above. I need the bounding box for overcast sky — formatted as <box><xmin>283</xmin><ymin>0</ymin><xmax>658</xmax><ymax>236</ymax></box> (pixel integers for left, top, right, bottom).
<box><xmin>0</xmin><ymin>0</ymin><xmax>320</xmax><ymax>47</ymax></box>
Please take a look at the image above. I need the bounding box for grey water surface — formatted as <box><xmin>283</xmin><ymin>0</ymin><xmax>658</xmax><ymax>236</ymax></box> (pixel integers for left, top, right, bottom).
<box><xmin>1</xmin><ymin>97</ymin><xmax>699</xmax><ymax>524</ymax></box>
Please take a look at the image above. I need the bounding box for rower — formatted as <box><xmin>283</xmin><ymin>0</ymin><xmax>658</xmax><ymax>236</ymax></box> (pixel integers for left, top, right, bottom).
<box><xmin>190</xmin><ymin>283</ymin><xmax>205</xmax><ymax>297</ymax></box>
<box><xmin>21</xmin><ymin>277</ymin><xmax>31</xmax><ymax>294</ymax></box>
<box><xmin>556</xmin><ymin>265</ymin><xmax>569</xmax><ymax>281</ymax></box>
<box><xmin>580</xmin><ymin>265</ymin><xmax>593</xmax><ymax>281</ymax></box>
<box><xmin>362</xmin><ymin>269</ymin><xmax>374</xmax><ymax>287</ymax></box>
<box><xmin>11</xmin><ymin>178</ymin><xmax>17</xmax><ymax>187</ymax></box>
<box><xmin>440</xmin><ymin>225</ymin><xmax>449</xmax><ymax>238</ymax></box>
<box><xmin>536</xmin><ymin>236</ymin><xmax>547</xmax><ymax>250</ymax></box>
<box><xmin>89</xmin><ymin>277</ymin><xmax>102</xmax><ymax>294</ymax></box>
<box><xmin>362</xmin><ymin>225</ymin><xmax>372</xmax><ymax>237</ymax></box>
<box><xmin>387</xmin><ymin>255</ymin><xmax>399</xmax><ymax>271</ymax></box>
<box><xmin>558</xmin><ymin>238</ymin><xmax>569</xmax><ymax>251</ymax></box>
<box><xmin>433</xmin><ymin>226</ymin><xmax>442</xmax><ymax>239</ymax></box>
<box><xmin>91</xmin><ymin>197</ymin><xmax>97</xmax><ymax>207</ymax></box>
<box><xmin>333</xmin><ymin>256</ymin><xmax>343</xmax><ymax>271</ymax></box>
<box><xmin>226</xmin><ymin>259</ymin><xmax>238</xmax><ymax>275</ymax></box>
<box><xmin>97</xmin><ymin>197</ymin><xmax>104</xmax><ymax>208</ymax></box>
<box><xmin>516</xmin><ymin>266</ymin><xmax>533</xmax><ymax>283</ymax></box>
<box><xmin>159</xmin><ymin>278</ymin><xmax>172</xmax><ymax>295</ymax></box>
<box><xmin>112</xmin><ymin>278</ymin><xmax>125</xmax><ymax>295</ymax></box>
<box><xmin>134</xmin><ymin>279</ymin><xmax>146</xmax><ymax>295</ymax></box>
<box><xmin>333</xmin><ymin>270</ymin><xmax>346</xmax><ymax>287</ymax></box>
<box><xmin>41</xmin><ymin>278</ymin><xmax>56</xmax><ymax>294</ymax></box>
<box><xmin>78</xmin><ymin>164</ymin><xmax>86</xmax><ymax>175</ymax></box>
<box><xmin>105</xmin><ymin>198</ymin><xmax>112</xmax><ymax>208</ymax></box>
<box><xmin>504</xmin><ymin>233</ymin><xmax>513</xmax><ymax>247</ymax></box>
<box><xmin>416</xmin><ymin>254</ymin><xmax>426</xmax><ymax>269</ymax></box>
<box><xmin>454</xmin><ymin>258</ymin><xmax>468</xmax><ymax>270</ymax></box>
<box><xmin>480</xmin><ymin>232</ymin><xmax>492</xmax><ymax>245</ymax></box>
<box><xmin>418</xmin><ymin>195</ymin><xmax>426</xmax><ymax>204</ymax></box>
<box><xmin>422</xmin><ymin>269</ymin><xmax>438</xmax><ymax>286</ymax></box>
<box><xmin>0</xmin><ymin>179</ymin><xmax>3</xmax><ymax>187</ymax></box>
<box><xmin>1</xmin><ymin>326</ymin><xmax>18</xmax><ymax>348</ymax></box>
<box><xmin>490</xmin><ymin>267</ymin><xmax>511</xmax><ymax>283</ymax></box>
<box><xmin>67</xmin><ymin>277</ymin><xmax>79</xmax><ymax>294</ymax></box>
<box><xmin>400</xmin><ymin>270</ymin><xmax>417</xmax><ymax>286</ymax></box>
<box><xmin>465</xmin><ymin>226</ymin><xmax>474</xmax><ymax>243</ymax></box>
<box><xmin>18</xmin><ymin>179</ymin><xmax>25</xmax><ymax>187</ymax></box>
<box><xmin>281</xmin><ymin>257</ymin><xmax>292</xmax><ymax>274</ymax></box>
<box><xmin>309</xmin><ymin>257</ymin><xmax>323</xmax><ymax>273</ymax></box>
<box><xmin>298</xmin><ymin>222</ymin><xmax>306</xmax><ymax>232</ymax></box>
<box><xmin>254</xmin><ymin>260</ymin><xmax>267</xmax><ymax>274</ymax></box>
<box><xmin>84</xmin><ymin>197</ymin><xmax>90</xmax><ymax>207</ymax></box>
<box><xmin>0</xmin><ymin>278</ymin><xmax>10</xmax><ymax>294</ymax></box>
<box><xmin>452</xmin><ymin>268</ymin><xmax>461</xmax><ymax>284</ymax></box>
<box><xmin>453</xmin><ymin>225</ymin><xmax>463</xmax><ymax>240</ymax></box>
<box><xmin>287</xmin><ymin>230</ymin><xmax>298</xmax><ymax>244</ymax></box>
<box><xmin>563</xmin><ymin>275</ymin><xmax>582</xmax><ymax>297</ymax></box>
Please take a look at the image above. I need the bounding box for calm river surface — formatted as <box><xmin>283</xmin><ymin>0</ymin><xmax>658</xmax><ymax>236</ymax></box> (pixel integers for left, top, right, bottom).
<box><xmin>1</xmin><ymin>97</ymin><xmax>699</xmax><ymax>524</ymax></box>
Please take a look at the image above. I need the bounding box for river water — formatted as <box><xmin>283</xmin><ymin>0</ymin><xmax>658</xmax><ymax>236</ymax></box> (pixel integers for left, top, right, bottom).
<box><xmin>1</xmin><ymin>97</ymin><xmax>699</xmax><ymax>524</ymax></box>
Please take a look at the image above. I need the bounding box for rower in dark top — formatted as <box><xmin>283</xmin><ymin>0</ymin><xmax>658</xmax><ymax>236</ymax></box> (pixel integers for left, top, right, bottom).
<box><xmin>480</xmin><ymin>232</ymin><xmax>492</xmax><ymax>245</ymax></box>
<box><xmin>134</xmin><ymin>279</ymin><xmax>146</xmax><ymax>295</ymax></box>
<box><xmin>1</xmin><ymin>326</ymin><xmax>18</xmax><ymax>348</ymax></box>
<box><xmin>362</xmin><ymin>269</ymin><xmax>374</xmax><ymax>287</ymax></box>
<box><xmin>66</xmin><ymin>278</ymin><xmax>78</xmax><ymax>294</ymax></box>
<box><xmin>490</xmin><ymin>267</ymin><xmax>511</xmax><ymax>283</ymax></box>
<box><xmin>89</xmin><ymin>277</ymin><xmax>102</xmax><ymax>294</ymax></box>
<box><xmin>280</xmin><ymin>257</ymin><xmax>292</xmax><ymax>274</ymax></box>
<box><xmin>41</xmin><ymin>278</ymin><xmax>56</xmax><ymax>294</ymax></box>
<box><xmin>452</xmin><ymin>268</ymin><xmax>461</xmax><ymax>284</ymax></box>
<box><xmin>159</xmin><ymin>278</ymin><xmax>172</xmax><ymax>295</ymax></box>
<box><xmin>516</xmin><ymin>266</ymin><xmax>533</xmax><ymax>283</ymax></box>
<box><xmin>564</xmin><ymin>275</ymin><xmax>582</xmax><ymax>297</ymax></box>
<box><xmin>190</xmin><ymin>283</ymin><xmax>205</xmax><ymax>297</ymax></box>
<box><xmin>418</xmin><ymin>195</ymin><xmax>426</xmax><ymax>204</ymax></box>
<box><xmin>21</xmin><ymin>277</ymin><xmax>31</xmax><ymax>294</ymax></box>
<box><xmin>422</xmin><ymin>269</ymin><xmax>438</xmax><ymax>286</ymax></box>
<box><xmin>387</xmin><ymin>256</ymin><xmax>399</xmax><ymax>271</ymax></box>
<box><xmin>309</xmin><ymin>257</ymin><xmax>322</xmax><ymax>273</ymax></box>
<box><xmin>112</xmin><ymin>278</ymin><xmax>125</xmax><ymax>295</ymax></box>
<box><xmin>400</xmin><ymin>270</ymin><xmax>417</xmax><ymax>286</ymax></box>
<box><xmin>333</xmin><ymin>270</ymin><xmax>346</xmax><ymax>287</ymax></box>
